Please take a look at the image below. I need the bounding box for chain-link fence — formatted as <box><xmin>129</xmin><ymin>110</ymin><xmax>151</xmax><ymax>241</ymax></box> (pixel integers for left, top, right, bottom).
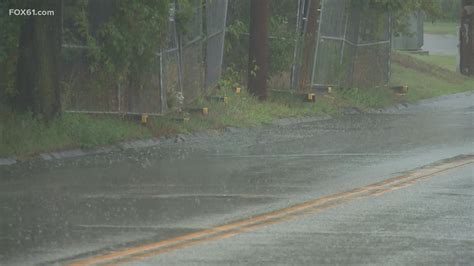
<box><xmin>224</xmin><ymin>0</ymin><xmax>301</xmax><ymax>90</ymax></box>
<box><xmin>224</xmin><ymin>0</ymin><xmax>391</xmax><ymax>91</ymax></box>
<box><xmin>62</xmin><ymin>0</ymin><xmax>228</xmax><ymax>115</ymax></box>
<box><xmin>62</xmin><ymin>0</ymin><xmax>391</xmax><ymax>115</ymax></box>
<box><xmin>205</xmin><ymin>0</ymin><xmax>229</xmax><ymax>88</ymax></box>
<box><xmin>310</xmin><ymin>0</ymin><xmax>391</xmax><ymax>88</ymax></box>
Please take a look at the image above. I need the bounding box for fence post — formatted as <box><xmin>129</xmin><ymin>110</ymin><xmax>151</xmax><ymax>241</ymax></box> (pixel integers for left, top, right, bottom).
<box><xmin>159</xmin><ymin>51</ymin><xmax>165</xmax><ymax>114</ymax></box>
<box><xmin>308</xmin><ymin>0</ymin><xmax>323</xmax><ymax>90</ymax></box>
<box><xmin>248</xmin><ymin>0</ymin><xmax>269</xmax><ymax>100</ymax></box>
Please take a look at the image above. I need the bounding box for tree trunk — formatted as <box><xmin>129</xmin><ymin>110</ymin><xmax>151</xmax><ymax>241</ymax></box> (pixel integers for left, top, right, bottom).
<box><xmin>248</xmin><ymin>0</ymin><xmax>269</xmax><ymax>101</ymax></box>
<box><xmin>15</xmin><ymin>0</ymin><xmax>62</xmax><ymax>121</ymax></box>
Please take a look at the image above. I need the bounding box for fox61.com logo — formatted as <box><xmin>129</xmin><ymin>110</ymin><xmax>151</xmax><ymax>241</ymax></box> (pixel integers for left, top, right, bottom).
<box><xmin>9</xmin><ymin>9</ymin><xmax>55</xmax><ymax>16</ymax></box>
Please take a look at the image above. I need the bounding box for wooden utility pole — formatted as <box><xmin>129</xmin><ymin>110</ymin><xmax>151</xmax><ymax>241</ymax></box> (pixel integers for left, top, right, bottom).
<box><xmin>15</xmin><ymin>0</ymin><xmax>62</xmax><ymax>121</ymax></box>
<box><xmin>460</xmin><ymin>0</ymin><xmax>474</xmax><ymax>76</ymax></box>
<box><xmin>248</xmin><ymin>0</ymin><xmax>269</xmax><ymax>100</ymax></box>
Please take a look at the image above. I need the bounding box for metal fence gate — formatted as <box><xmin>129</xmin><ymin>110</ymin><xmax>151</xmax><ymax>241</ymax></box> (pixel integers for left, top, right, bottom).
<box><xmin>310</xmin><ymin>0</ymin><xmax>391</xmax><ymax>88</ymax></box>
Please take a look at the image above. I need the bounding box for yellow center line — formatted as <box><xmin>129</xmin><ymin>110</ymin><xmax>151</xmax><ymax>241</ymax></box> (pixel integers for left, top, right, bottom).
<box><xmin>64</xmin><ymin>155</ymin><xmax>474</xmax><ymax>266</ymax></box>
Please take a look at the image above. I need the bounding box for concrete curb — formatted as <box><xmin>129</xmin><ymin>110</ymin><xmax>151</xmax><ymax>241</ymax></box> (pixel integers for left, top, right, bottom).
<box><xmin>0</xmin><ymin>138</ymin><xmax>166</xmax><ymax>166</ymax></box>
<box><xmin>0</xmin><ymin>158</ymin><xmax>17</xmax><ymax>166</ymax></box>
<box><xmin>0</xmin><ymin>115</ymin><xmax>335</xmax><ymax>166</ymax></box>
<box><xmin>3</xmin><ymin>91</ymin><xmax>471</xmax><ymax>166</ymax></box>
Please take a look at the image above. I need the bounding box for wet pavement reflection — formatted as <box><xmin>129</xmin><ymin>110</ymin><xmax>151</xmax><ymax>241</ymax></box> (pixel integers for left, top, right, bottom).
<box><xmin>0</xmin><ymin>92</ymin><xmax>473</xmax><ymax>265</ymax></box>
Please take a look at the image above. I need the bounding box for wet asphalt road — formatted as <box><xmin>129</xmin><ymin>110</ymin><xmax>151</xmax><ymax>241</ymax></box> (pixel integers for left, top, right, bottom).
<box><xmin>0</xmin><ymin>92</ymin><xmax>473</xmax><ymax>265</ymax></box>
<box><xmin>132</xmin><ymin>163</ymin><xmax>474</xmax><ymax>265</ymax></box>
<box><xmin>423</xmin><ymin>33</ymin><xmax>458</xmax><ymax>55</ymax></box>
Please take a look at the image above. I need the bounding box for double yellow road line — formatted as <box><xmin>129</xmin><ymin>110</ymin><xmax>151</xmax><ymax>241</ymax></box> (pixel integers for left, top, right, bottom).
<box><xmin>66</xmin><ymin>155</ymin><xmax>474</xmax><ymax>266</ymax></box>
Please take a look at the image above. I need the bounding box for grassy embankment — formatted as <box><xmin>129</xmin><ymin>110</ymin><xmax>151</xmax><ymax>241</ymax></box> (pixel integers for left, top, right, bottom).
<box><xmin>407</xmin><ymin>53</ymin><xmax>457</xmax><ymax>71</ymax></box>
<box><xmin>424</xmin><ymin>21</ymin><xmax>458</xmax><ymax>36</ymax></box>
<box><xmin>391</xmin><ymin>52</ymin><xmax>473</xmax><ymax>102</ymax></box>
<box><xmin>1</xmin><ymin>41</ymin><xmax>473</xmax><ymax>158</ymax></box>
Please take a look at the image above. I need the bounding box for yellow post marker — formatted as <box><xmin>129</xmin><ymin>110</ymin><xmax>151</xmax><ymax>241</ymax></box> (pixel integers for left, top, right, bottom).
<box><xmin>327</xmin><ymin>86</ymin><xmax>333</xmax><ymax>93</ymax></box>
<box><xmin>307</xmin><ymin>93</ymin><xmax>316</xmax><ymax>102</ymax></box>
<box><xmin>235</xmin><ymin>87</ymin><xmax>241</xmax><ymax>94</ymax></box>
<box><xmin>202</xmin><ymin>107</ymin><xmax>209</xmax><ymax>115</ymax></box>
<box><xmin>391</xmin><ymin>85</ymin><xmax>409</xmax><ymax>95</ymax></box>
<box><xmin>141</xmin><ymin>114</ymin><xmax>148</xmax><ymax>124</ymax></box>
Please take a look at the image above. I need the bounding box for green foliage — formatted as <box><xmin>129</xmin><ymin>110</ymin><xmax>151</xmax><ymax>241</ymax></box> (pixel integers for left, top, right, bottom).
<box><xmin>0</xmin><ymin>1</ymin><xmax>20</xmax><ymax>61</ymax></box>
<box><xmin>268</xmin><ymin>14</ymin><xmax>296</xmax><ymax>75</ymax></box>
<box><xmin>217</xmin><ymin>79</ymin><xmax>233</xmax><ymax>92</ymax></box>
<box><xmin>74</xmin><ymin>1</ymin><xmax>171</xmax><ymax>80</ymax></box>
<box><xmin>223</xmin><ymin>18</ymin><xmax>248</xmax><ymax>83</ymax></box>
<box><xmin>1</xmin><ymin>0</ymin><xmax>192</xmax><ymax>103</ymax></box>
<box><xmin>353</xmin><ymin>0</ymin><xmax>442</xmax><ymax>35</ymax></box>
<box><xmin>0</xmin><ymin>0</ymin><xmax>23</xmax><ymax>97</ymax></box>
<box><xmin>175</xmin><ymin>0</ymin><xmax>194</xmax><ymax>35</ymax></box>
<box><xmin>427</xmin><ymin>0</ymin><xmax>461</xmax><ymax>21</ymax></box>
<box><xmin>224</xmin><ymin>0</ymin><xmax>297</xmax><ymax>81</ymax></box>
<box><xmin>221</xmin><ymin>63</ymin><xmax>243</xmax><ymax>86</ymax></box>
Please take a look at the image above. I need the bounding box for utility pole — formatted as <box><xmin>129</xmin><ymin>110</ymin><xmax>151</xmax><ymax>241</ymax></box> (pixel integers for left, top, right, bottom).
<box><xmin>248</xmin><ymin>0</ymin><xmax>269</xmax><ymax>100</ymax></box>
<box><xmin>299</xmin><ymin>0</ymin><xmax>321</xmax><ymax>91</ymax></box>
<box><xmin>460</xmin><ymin>0</ymin><xmax>474</xmax><ymax>76</ymax></box>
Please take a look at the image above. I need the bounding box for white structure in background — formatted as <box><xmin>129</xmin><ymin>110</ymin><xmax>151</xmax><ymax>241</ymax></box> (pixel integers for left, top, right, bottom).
<box><xmin>392</xmin><ymin>11</ymin><xmax>424</xmax><ymax>51</ymax></box>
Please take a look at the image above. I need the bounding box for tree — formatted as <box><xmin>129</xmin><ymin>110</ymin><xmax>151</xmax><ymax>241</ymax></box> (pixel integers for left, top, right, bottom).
<box><xmin>248</xmin><ymin>0</ymin><xmax>269</xmax><ymax>100</ymax></box>
<box><xmin>65</xmin><ymin>0</ymin><xmax>171</xmax><ymax>113</ymax></box>
<box><xmin>14</xmin><ymin>0</ymin><xmax>62</xmax><ymax>121</ymax></box>
<box><xmin>358</xmin><ymin>0</ymin><xmax>441</xmax><ymax>34</ymax></box>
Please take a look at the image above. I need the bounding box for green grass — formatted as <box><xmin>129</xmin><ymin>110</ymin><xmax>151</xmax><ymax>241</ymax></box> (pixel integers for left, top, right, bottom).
<box><xmin>391</xmin><ymin>64</ymin><xmax>474</xmax><ymax>102</ymax></box>
<box><xmin>405</xmin><ymin>53</ymin><xmax>457</xmax><ymax>72</ymax></box>
<box><xmin>332</xmin><ymin>86</ymin><xmax>394</xmax><ymax>110</ymax></box>
<box><xmin>0</xmin><ymin>90</ymin><xmax>338</xmax><ymax>157</ymax></box>
<box><xmin>424</xmin><ymin>21</ymin><xmax>458</xmax><ymax>36</ymax></box>
<box><xmin>2</xmin><ymin>51</ymin><xmax>473</xmax><ymax>158</ymax></box>
<box><xmin>390</xmin><ymin>53</ymin><xmax>474</xmax><ymax>102</ymax></box>
<box><xmin>0</xmin><ymin>112</ymin><xmax>150</xmax><ymax>157</ymax></box>
<box><xmin>148</xmin><ymin>88</ymin><xmax>338</xmax><ymax>136</ymax></box>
